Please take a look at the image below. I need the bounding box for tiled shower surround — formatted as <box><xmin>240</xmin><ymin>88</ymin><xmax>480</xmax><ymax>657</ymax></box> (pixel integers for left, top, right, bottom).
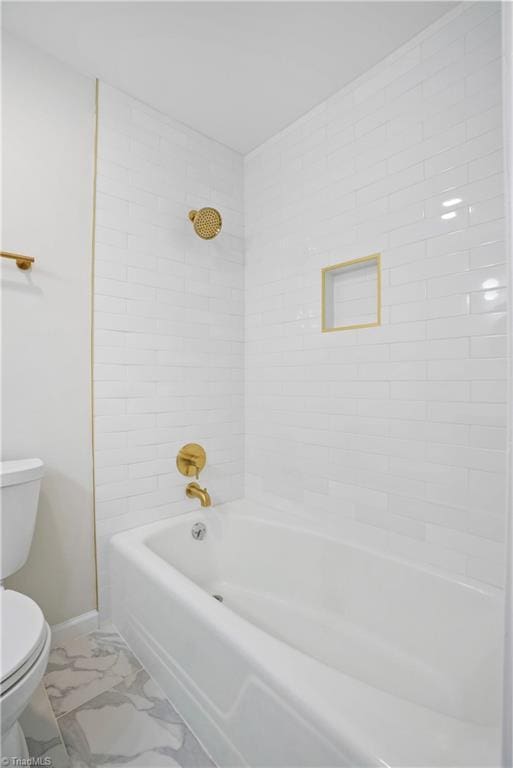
<box><xmin>95</xmin><ymin>2</ymin><xmax>507</xmax><ymax>614</ymax></box>
<box><xmin>94</xmin><ymin>84</ymin><xmax>244</xmax><ymax>613</ymax></box>
<box><xmin>244</xmin><ymin>2</ymin><xmax>506</xmax><ymax>587</ymax></box>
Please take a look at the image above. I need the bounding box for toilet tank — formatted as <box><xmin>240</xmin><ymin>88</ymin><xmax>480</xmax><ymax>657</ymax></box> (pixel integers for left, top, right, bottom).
<box><xmin>0</xmin><ymin>459</ymin><xmax>44</xmax><ymax>579</ymax></box>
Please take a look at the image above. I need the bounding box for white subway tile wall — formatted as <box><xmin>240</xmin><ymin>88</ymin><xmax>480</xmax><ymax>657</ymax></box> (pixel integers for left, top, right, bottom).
<box><xmin>244</xmin><ymin>2</ymin><xmax>507</xmax><ymax>588</ymax></box>
<box><xmin>94</xmin><ymin>84</ymin><xmax>244</xmax><ymax>614</ymax></box>
<box><xmin>94</xmin><ymin>5</ymin><xmax>506</xmax><ymax>613</ymax></box>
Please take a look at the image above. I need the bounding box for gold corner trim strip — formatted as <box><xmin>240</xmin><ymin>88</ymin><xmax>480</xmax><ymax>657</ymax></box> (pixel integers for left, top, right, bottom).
<box><xmin>90</xmin><ymin>79</ymin><xmax>100</xmax><ymax>610</ymax></box>
<box><xmin>321</xmin><ymin>252</ymin><xmax>382</xmax><ymax>333</ymax></box>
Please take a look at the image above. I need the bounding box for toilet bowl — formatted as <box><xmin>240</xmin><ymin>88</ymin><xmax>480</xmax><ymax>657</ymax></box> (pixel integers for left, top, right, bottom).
<box><xmin>0</xmin><ymin>458</ymin><xmax>49</xmax><ymax>760</ymax></box>
<box><xmin>1</xmin><ymin>590</ymin><xmax>51</xmax><ymax>758</ymax></box>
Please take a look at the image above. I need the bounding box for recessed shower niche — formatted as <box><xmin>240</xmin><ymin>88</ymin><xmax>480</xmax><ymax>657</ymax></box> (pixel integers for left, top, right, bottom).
<box><xmin>322</xmin><ymin>253</ymin><xmax>381</xmax><ymax>332</ymax></box>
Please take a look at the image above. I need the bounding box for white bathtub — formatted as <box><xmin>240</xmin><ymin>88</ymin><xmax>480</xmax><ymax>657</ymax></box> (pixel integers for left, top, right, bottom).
<box><xmin>110</xmin><ymin>500</ymin><xmax>503</xmax><ymax>768</ymax></box>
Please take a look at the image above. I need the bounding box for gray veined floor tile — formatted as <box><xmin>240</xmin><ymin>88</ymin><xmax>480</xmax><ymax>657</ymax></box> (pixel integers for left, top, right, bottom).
<box><xmin>58</xmin><ymin>669</ymin><xmax>215</xmax><ymax>768</ymax></box>
<box><xmin>44</xmin><ymin>630</ymin><xmax>142</xmax><ymax>718</ymax></box>
<box><xmin>19</xmin><ymin>683</ymin><xmax>70</xmax><ymax>768</ymax></box>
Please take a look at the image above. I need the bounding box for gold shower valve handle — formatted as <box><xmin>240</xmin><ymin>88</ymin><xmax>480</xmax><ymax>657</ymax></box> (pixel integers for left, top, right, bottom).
<box><xmin>177</xmin><ymin>443</ymin><xmax>207</xmax><ymax>478</ymax></box>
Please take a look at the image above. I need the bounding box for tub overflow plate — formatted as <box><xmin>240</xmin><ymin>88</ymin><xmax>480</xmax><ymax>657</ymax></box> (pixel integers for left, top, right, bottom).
<box><xmin>191</xmin><ymin>522</ymin><xmax>206</xmax><ymax>540</ymax></box>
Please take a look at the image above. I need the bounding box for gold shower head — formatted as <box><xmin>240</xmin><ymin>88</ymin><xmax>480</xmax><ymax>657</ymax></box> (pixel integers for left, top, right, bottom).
<box><xmin>188</xmin><ymin>207</ymin><xmax>222</xmax><ymax>240</ymax></box>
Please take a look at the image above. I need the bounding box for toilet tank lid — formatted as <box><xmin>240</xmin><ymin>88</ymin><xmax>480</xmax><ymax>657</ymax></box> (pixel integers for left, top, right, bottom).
<box><xmin>0</xmin><ymin>458</ymin><xmax>44</xmax><ymax>487</ymax></box>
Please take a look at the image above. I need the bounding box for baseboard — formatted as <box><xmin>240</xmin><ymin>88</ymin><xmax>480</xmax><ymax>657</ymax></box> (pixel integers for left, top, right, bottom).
<box><xmin>50</xmin><ymin>609</ymin><xmax>99</xmax><ymax>646</ymax></box>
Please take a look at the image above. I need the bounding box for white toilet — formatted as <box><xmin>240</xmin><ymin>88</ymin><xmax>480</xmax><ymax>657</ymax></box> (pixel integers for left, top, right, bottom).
<box><xmin>0</xmin><ymin>459</ymin><xmax>51</xmax><ymax>760</ymax></box>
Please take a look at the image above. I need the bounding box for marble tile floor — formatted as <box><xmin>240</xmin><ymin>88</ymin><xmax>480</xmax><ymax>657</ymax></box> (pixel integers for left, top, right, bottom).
<box><xmin>23</xmin><ymin>629</ymin><xmax>215</xmax><ymax>768</ymax></box>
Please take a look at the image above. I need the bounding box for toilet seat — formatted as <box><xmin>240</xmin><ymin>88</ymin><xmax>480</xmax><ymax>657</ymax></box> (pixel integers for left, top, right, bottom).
<box><xmin>1</xmin><ymin>590</ymin><xmax>47</xmax><ymax>695</ymax></box>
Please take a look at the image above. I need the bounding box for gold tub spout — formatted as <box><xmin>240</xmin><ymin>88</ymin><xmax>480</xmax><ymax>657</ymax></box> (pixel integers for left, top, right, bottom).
<box><xmin>186</xmin><ymin>482</ymin><xmax>211</xmax><ymax>508</ymax></box>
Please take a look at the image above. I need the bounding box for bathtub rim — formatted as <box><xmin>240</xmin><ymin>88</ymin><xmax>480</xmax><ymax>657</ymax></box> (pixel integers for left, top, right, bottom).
<box><xmin>113</xmin><ymin>499</ymin><xmax>503</xmax><ymax>602</ymax></box>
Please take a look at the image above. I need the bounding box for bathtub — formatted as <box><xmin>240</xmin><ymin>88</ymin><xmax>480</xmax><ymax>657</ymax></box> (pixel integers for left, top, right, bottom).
<box><xmin>110</xmin><ymin>500</ymin><xmax>503</xmax><ymax>768</ymax></box>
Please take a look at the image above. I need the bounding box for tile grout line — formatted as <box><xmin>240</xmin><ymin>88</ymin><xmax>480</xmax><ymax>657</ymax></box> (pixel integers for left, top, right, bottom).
<box><xmin>39</xmin><ymin>686</ymin><xmax>70</xmax><ymax>762</ymax></box>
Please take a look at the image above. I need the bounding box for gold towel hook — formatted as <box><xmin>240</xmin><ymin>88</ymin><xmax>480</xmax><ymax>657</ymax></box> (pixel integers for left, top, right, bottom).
<box><xmin>1</xmin><ymin>251</ymin><xmax>35</xmax><ymax>271</ymax></box>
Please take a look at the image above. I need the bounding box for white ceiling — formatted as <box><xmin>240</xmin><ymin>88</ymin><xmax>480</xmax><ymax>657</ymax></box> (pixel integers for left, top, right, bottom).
<box><xmin>3</xmin><ymin>1</ymin><xmax>456</xmax><ymax>154</ymax></box>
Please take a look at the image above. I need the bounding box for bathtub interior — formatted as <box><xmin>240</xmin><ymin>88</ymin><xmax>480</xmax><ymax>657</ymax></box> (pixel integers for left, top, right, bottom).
<box><xmin>143</xmin><ymin>507</ymin><xmax>502</xmax><ymax>728</ymax></box>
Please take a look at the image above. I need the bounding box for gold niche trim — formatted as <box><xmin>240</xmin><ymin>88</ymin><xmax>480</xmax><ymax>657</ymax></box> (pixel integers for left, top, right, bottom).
<box><xmin>321</xmin><ymin>252</ymin><xmax>382</xmax><ymax>333</ymax></box>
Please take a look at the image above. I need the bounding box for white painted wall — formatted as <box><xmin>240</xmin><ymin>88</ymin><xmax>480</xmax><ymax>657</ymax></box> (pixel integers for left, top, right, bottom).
<box><xmin>93</xmin><ymin>84</ymin><xmax>244</xmax><ymax>615</ymax></box>
<box><xmin>1</xmin><ymin>32</ymin><xmax>97</xmax><ymax>624</ymax></box>
<box><xmin>244</xmin><ymin>2</ymin><xmax>507</xmax><ymax>589</ymax></box>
